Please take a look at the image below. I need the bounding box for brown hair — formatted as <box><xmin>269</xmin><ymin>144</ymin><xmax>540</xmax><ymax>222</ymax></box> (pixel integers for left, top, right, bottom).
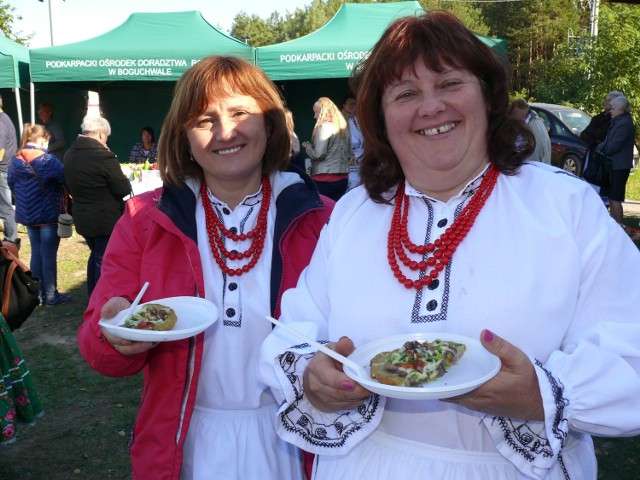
<box><xmin>350</xmin><ymin>10</ymin><xmax>534</xmax><ymax>203</ymax></box>
<box><xmin>509</xmin><ymin>98</ymin><xmax>531</xmax><ymax>121</ymax></box>
<box><xmin>158</xmin><ymin>56</ymin><xmax>290</xmax><ymax>187</ymax></box>
<box><xmin>17</xmin><ymin>123</ymin><xmax>51</xmax><ymax>154</ymax></box>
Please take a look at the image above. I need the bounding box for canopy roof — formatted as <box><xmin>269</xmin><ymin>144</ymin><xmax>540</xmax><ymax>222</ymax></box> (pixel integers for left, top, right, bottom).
<box><xmin>0</xmin><ymin>35</ymin><xmax>29</xmax><ymax>88</ymax></box>
<box><xmin>256</xmin><ymin>2</ymin><xmax>507</xmax><ymax>81</ymax></box>
<box><xmin>29</xmin><ymin>11</ymin><xmax>255</xmax><ymax>83</ymax></box>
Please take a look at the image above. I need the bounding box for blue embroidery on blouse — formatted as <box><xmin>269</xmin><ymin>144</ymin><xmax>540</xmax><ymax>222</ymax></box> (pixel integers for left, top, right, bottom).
<box><xmin>490</xmin><ymin>360</ymin><xmax>571</xmax><ymax>479</ymax></box>
<box><xmin>276</xmin><ymin>348</ymin><xmax>380</xmax><ymax>449</ymax></box>
<box><xmin>208</xmin><ymin>191</ymin><xmax>260</xmax><ymax>329</ymax></box>
<box><xmin>411</xmin><ymin>183</ymin><xmax>473</xmax><ymax>324</ymax></box>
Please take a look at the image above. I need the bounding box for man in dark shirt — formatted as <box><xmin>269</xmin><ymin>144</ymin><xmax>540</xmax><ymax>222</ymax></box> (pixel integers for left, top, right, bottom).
<box><xmin>38</xmin><ymin>102</ymin><xmax>65</xmax><ymax>159</ymax></box>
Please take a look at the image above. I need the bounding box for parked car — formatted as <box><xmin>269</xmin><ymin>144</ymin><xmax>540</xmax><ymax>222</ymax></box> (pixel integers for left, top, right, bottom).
<box><xmin>529</xmin><ymin>103</ymin><xmax>591</xmax><ymax>176</ymax></box>
<box><xmin>529</xmin><ymin>102</ymin><xmax>639</xmax><ymax>175</ymax></box>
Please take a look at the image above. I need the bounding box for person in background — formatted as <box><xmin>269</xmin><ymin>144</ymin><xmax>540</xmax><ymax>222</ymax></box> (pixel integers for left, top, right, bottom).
<box><xmin>341</xmin><ymin>94</ymin><xmax>365</xmax><ymax>191</ymax></box>
<box><xmin>63</xmin><ymin>115</ymin><xmax>131</xmax><ymax>296</ymax></box>
<box><xmin>77</xmin><ymin>56</ymin><xmax>332</xmax><ymax>479</ymax></box>
<box><xmin>580</xmin><ymin>91</ymin><xmax>624</xmax><ymax>198</ymax></box>
<box><xmin>596</xmin><ymin>94</ymin><xmax>636</xmax><ymax>227</ymax></box>
<box><xmin>341</xmin><ymin>94</ymin><xmax>364</xmax><ymax>161</ymax></box>
<box><xmin>37</xmin><ymin>102</ymin><xmax>65</xmax><ymax>159</ymax></box>
<box><xmin>128</xmin><ymin>126</ymin><xmax>158</xmax><ymax>163</ymax></box>
<box><xmin>0</xmin><ymin>94</ymin><xmax>18</xmax><ymax>246</ymax></box>
<box><xmin>509</xmin><ymin>98</ymin><xmax>551</xmax><ymax>164</ymax></box>
<box><xmin>303</xmin><ymin>97</ymin><xmax>352</xmax><ymax>201</ymax></box>
<box><xmin>259</xmin><ymin>11</ymin><xmax>640</xmax><ymax>479</ymax></box>
<box><xmin>580</xmin><ymin>91</ymin><xmax>623</xmax><ymax>150</ymax></box>
<box><xmin>8</xmin><ymin>124</ymin><xmax>72</xmax><ymax>306</ymax></box>
<box><xmin>284</xmin><ymin>108</ymin><xmax>306</xmax><ymax>172</ymax></box>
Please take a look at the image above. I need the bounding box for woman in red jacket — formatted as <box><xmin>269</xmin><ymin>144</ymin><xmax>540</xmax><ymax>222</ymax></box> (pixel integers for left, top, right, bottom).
<box><xmin>77</xmin><ymin>56</ymin><xmax>333</xmax><ymax>480</ymax></box>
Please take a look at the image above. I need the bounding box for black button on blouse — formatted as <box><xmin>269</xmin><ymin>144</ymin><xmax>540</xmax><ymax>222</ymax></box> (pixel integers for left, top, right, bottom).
<box><xmin>228</xmin><ymin>283</ymin><xmax>238</xmax><ymax>291</ymax></box>
<box><xmin>437</xmin><ymin>218</ymin><xmax>448</xmax><ymax>228</ymax></box>
<box><xmin>226</xmin><ymin>308</ymin><xmax>236</xmax><ymax>317</ymax></box>
<box><xmin>426</xmin><ymin>300</ymin><xmax>438</xmax><ymax>311</ymax></box>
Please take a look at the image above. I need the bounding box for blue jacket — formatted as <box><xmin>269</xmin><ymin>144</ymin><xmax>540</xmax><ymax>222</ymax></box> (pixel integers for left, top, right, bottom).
<box><xmin>8</xmin><ymin>145</ymin><xmax>67</xmax><ymax>225</ymax></box>
<box><xmin>598</xmin><ymin>112</ymin><xmax>636</xmax><ymax>170</ymax></box>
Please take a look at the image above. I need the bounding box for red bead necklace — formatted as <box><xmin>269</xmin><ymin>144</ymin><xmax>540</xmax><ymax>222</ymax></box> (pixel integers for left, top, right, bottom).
<box><xmin>387</xmin><ymin>165</ymin><xmax>499</xmax><ymax>289</ymax></box>
<box><xmin>201</xmin><ymin>178</ymin><xmax>271</xmax><ymax>277</ymax></box>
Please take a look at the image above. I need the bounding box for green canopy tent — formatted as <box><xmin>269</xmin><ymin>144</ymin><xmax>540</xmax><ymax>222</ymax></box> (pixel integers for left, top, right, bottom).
<box><xmin>29</xmin><ymin>11</ymin><xmax>255</xmax><ymax>160</ymax></box>
<box><xmin>257</xmin><ymin>2</ymin><xmax>426</xmax><ymax>82</ymax></box>
<box><xmin>257</xmin><ymin>2</ymin><xmax>507</xmax><ymax>140</ymax></box>
<box><xmin>0</xmin><ymin>35</ymin><xmax>30</xmax><ymax>136</ymax></box>
<box><xmin>257</xmin><ymin>2</ymin><xmax>506</xmax><ymax>81</ymax></box>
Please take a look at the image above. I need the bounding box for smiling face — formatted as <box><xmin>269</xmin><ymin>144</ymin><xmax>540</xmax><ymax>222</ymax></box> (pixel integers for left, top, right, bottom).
<box><xmin>186</xmin><ymin>94</ymin><xmax>267</xmax><ymax>203</ymax></box>
<box><xmin>381</xmin><ymin>61</ymin><xmax>490</xmax><ymax>199</ymax></box>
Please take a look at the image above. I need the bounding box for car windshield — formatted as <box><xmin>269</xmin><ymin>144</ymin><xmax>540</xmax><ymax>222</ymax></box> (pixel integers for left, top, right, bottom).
<box><xmin>555</xmin><ymin>110</ymin><xmax>591</xmax><ymax>135</ymax></box>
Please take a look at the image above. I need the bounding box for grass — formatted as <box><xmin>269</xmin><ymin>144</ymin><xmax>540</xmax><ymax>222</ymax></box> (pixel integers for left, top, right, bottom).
<box><xmin>0</xmin><ymin>231</ymin><xmax>141</xmax><ymax>479</ymax></box>
<box><xmin>626</xmin><ymin>168</ymin><xmax>640</xmax><ymax>201</ymax></box>
<box><xmin>0</xmin><ymin>194</ymin><xmax>638</xmax><ymax>478</ymax></box>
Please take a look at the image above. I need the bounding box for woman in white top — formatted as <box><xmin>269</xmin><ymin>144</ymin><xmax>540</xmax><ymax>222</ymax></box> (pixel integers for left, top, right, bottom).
<box><xmin>259</xmin><ymin>11</ymin><xmax>640</xmax><ymax>480</ymax></box>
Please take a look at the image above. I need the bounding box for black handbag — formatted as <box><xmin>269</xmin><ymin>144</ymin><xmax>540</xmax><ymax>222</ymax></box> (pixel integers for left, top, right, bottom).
<box><xmin>0</xmin><ymin>243</ymin><xmax>41</xmax><ymax>331</ymax></box>
<box><xmin>583</xmin><ymin>149</ymin><xmax>613</xmax><ymax>187</ymax></box>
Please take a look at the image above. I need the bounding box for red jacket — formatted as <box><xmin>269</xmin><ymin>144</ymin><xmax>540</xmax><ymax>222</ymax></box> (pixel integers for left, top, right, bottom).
<box><xmin>78</xmin><ymin>174</ymin><xmax>333</xmax><ymax>479</ymax></box>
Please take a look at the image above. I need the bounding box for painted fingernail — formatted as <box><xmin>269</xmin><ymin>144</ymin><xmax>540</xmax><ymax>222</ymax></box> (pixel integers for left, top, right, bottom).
<box><xmin>483</xmin><ymin>330</ymin><xmax>494</xmax><ymax>342</ymax></box>
<box><xmin>342</xmin><ymin>381</ymin><xmax>354</xmax><ymax>390</ymax></box>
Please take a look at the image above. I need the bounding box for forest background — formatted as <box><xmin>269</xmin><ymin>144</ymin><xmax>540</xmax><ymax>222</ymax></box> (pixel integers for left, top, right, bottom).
<box><xmin>1</xmin><ymin>0</ymin><xmax>639</xmax><ymax>136</ymax></box>
<box><xmin>230</xmin><ymin>0</ymin><xmax>640</xmax><ymax>136</ymax></box>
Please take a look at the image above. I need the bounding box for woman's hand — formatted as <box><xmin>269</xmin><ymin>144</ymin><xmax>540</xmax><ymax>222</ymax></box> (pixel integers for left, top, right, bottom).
<box><xmin>443</xmin><ymin>329</ymin><xmax>544</xmax><ymax>421</ymax></box>
<box><xmin>303</xmin><ymin>336</ymin><xmax>373</xmax><ymax>412</ymax></box>
<box><xmin>99</xmin><ymin>297</ymin><xmax>158</xmax><ymax>356</ymax></box>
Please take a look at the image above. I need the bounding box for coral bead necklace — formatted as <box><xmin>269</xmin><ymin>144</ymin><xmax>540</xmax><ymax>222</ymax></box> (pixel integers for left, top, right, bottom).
<box><xmin>201</xmin><ymin>177</ymin><xmax>271</xmax><ymax>277</ymax></box>
<box><xmin>387</xmin><ymin>165</ymin><xmax>499</xmax><ymax>289</ymax></box>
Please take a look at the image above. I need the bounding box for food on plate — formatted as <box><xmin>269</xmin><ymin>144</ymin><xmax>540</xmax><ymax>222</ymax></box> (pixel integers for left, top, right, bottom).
<box><xmin>370</xmin><ymin>339</ymin><xmax>466</xmax><ymax>387</ymax></box>
<box><xmin>121</xmin><ymin>303</ymin><xmax>177</xmax><ymax>331</ymax></box>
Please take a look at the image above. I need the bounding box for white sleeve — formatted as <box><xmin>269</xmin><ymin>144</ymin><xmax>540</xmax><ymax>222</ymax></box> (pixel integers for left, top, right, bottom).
<box><xmin>258</xmin><ymin>210</ymin><xmax>385</xmax><ymax>455</ymax></box>
<box><xmin>483</xmin><ymin>185</ymin><xmax>640</xmax><ymax>478</ymax></box>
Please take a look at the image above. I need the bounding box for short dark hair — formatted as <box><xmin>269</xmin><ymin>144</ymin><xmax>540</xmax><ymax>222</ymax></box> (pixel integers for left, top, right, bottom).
<box><xmin>350</xmin><ymin>10</ymin><xmax>533</xmax><ymax>203</ymax></box>
<box><xmin>158</xmin><ymin>56</ymin><xmax>290</xmax><ymax>187</ymax></box>
<box><xmin>141</xmin><ymin>126</ymin><xmax>155</xmax><ymax>142</ymax></box>
<box><xmin>342</xmin><ymin>94</ymin><xmax>356</xmax><ymax>106</ymax></box>
<box><xmin>38</xmin><ymin>102</ymin><xmax>54</xmax><ymax>114</ymax></box>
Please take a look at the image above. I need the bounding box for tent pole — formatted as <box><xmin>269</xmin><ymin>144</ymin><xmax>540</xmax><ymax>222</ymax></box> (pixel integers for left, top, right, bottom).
<box><xmin>30</xmin><ymin>82</ymin><xmax>35</xmax><ymax>124</ymax></box>
<box><xmin>13</xmin><ymin>88</ymin><xmax>23</xmax><ymax>137</ymax></box>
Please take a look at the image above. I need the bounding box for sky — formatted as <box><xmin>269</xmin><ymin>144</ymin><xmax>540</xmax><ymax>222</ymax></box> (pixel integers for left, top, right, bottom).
<box><xmin>11</xmin><ymin>0</ymin><xmax>312</xmax><ymax>48</ymax></box>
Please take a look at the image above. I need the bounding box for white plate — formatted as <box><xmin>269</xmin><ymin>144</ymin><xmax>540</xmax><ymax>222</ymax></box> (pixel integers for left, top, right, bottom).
<box><xmin>99</xmin><ymin>296</ymin><xmax>218</xmax><ymax>342</ymax></box>
<box><xmin>343</xmin><ymin>332</ymin><xmax>501</xmax><ymax>400</ymax></box>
